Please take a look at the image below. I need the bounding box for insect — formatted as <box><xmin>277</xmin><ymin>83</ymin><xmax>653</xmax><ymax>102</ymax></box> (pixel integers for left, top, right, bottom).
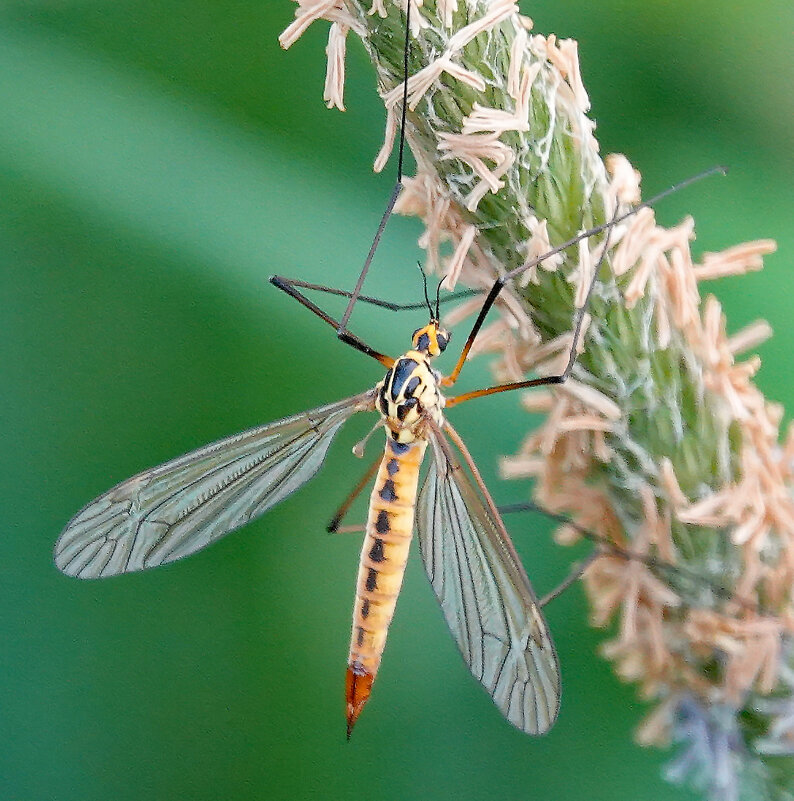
<box><xmin>54</xmin><ymin>277</ymin><xmax>580</xmax><ymax>736</ymax></box>
<box><xmin>54</xmin><ymin>0</ymin><xmax>720</xmax><ymax>737</ymax></box>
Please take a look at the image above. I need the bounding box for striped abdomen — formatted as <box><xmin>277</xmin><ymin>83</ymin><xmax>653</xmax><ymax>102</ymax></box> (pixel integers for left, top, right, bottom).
<box><xmin>346</xmin><ymin>436</ymin><xmax>427</xmax><ymax>736</ymax></box>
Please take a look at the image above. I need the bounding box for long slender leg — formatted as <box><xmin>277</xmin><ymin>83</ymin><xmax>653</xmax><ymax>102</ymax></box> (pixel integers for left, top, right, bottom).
<box><xmin>271</xmin><ymin>2</ymin><xmax>417</xmax><ymax>357</ymax></box>
<box><xmin>269</xmin><ymin>276</ymin><xmax>394</xmax><ymax>367</ymax></box>
<box><xmin>327</xmin><ymin>453</ymin><xmax>382</xmax><ymax>533</ymax></box>
<box><xmin>538</xmin><ymin>551</ymin><xmax>601</xmax><ymax>608</ymax></box>
<box><xmin>445</xmin><ymin>208</ymin><xmax>617</xmax><ymax>406</ymax></box>
<box><xmin>337</xmin><ymin>0</ymin><xmax>413</xmax><ymax>333</ymax></box>
<box><xmin>430</xmin><ymin>425</ymin><xmax>763</xmax><ymax>614</ymax></box>
<box><xmin>499</xmin><ymin>502</ymin><xmax>763</xmax><ymax>615</ymax></box>
<box><xmin>443</xmin><ymin>165</ymin><xmax>726</xmax><ymax>389</ymax></box>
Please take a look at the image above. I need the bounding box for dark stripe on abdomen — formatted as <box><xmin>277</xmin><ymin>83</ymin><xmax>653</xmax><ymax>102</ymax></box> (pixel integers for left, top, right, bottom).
<box><xmin>348</xmin><ymin>437</ymin><xmax>427</xmax><ymax>683</ymax></box>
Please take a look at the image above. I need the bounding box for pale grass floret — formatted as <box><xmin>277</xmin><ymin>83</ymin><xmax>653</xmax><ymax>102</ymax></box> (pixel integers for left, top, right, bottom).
<box><xmin>384</xmin><ymin>57</ymin><xmax>486</xmax><ymax>112</ymax></box>
<box><xmin>624</xmin><ymin>218</ymin><xmax>696</xmax><ymax>309</ymax></box>
<box><xmin>654</xmin><ymin>293</ymin><xmax>672</xmax><ymax>349</ymax></box>
<box><xmin>557</xmin><ymin>415</ymin><xmax>615</xmax><ymax>434</ymax></box>
<box><xmin>436</xmin><ymin>0</ymin><xmax>458</xmax><ymax>28</ymax></box>
<box><xmin>684</xmin><ymin>612</ymin><xmax>784</xmax><ymax>699</ymax></box>
<box><xmin>727</xmin><ymin>320</ymin><xmax>774</xmax><ymax>357</ymax></box>
<box><xmin>461</xmin><ymin>62</ymin><xmax>538</xmax><ymax>136</ymax></box>
<box><xmin>518</xmin><ymin>217</ymin><xmax>563</xmax><ymax>286</ymax></box>
<box><xmin>664</xmin><ymin>241</ymin><xmax>701</xmax><ymax>332</ymax></box>
<box><xmin>609</xmin><ymin>207</ymin><xmax>659</xmax><ymax>277</ymax></box>
<box><xmin>366</xmin><ymin>0</ymin><xmax>386</xmax><ymax>16</ymax></box>
<box><xmin>440</xmin><ymin>293</ymin><xmax>486</xmax><ymax>330</ymax></box>
<box><xmin>446</xmin><ymin>0</ymin><xmax>518</xmax><ymax>52</ymax></box>
<box><xmin>660</xmin><ymin>458</ymin><xmax>689</xmax><ymax>510</ymax></box>
<box><xmin>323</xmin><ymin>23</ymin><xmax>348</xmax><ymax>110</ymax></box>
<box><xmin>557</xmin><ymin>378</ymin><xmax>622</xmax><ymax>420</ymax></box>
<box><xmin>571</xmin><ymin>234</ymin><xmax>597</xmax><ymax>308</ymax></box>
<box><xmin>373</xmin><ymin>106</ymin><xmax>398</xmax><ymax>173</ymax></box>
<box><xmin>507</xmin><ymin>26</ymin><xmax>529</xmax><ymax>98</ymax></box>
<box><xmin>537</xmin><ymin>34</ymin><xmax>590</xmax><ymax>113</ymax></box>
<box><xmin>393</xmin><ymin>170</ymin><xmax>497</xmax><ymax>281</ymax></box>
<box><xmin>694</xmin><ymin>239</ymin><xmax>777</xmax><ymax>281</ymax></box>
<box><xmin>519</xmin><ymin>390</ymin><xmax>554</xmax><ymax>413</ymax></box>
<box><xmin>512</xmin><ymin>331</ymin><xmax>571</xmax><ymax>375</ymax></box>
<box><xmin>604</xmin><ymin>153</ymin><xmax>642</xmax><ymax>205</ymax></box>
<box><xmin>279</xmin><ymin>0</ymin><xmax>364</xmax><ymax>49</ymax></box>
<box><xmin>441</xmin><ymin>224</ymin><xmax>477</xmax><ymax>290</ymax></box>
<box><xmin>437</xmin><ymin>131</ymin><xmax>515</xmax><ymax>211</ymax></box>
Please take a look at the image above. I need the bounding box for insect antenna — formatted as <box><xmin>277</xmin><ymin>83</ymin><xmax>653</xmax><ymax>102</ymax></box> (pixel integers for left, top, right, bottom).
<box><xmin>417</xmin><ymin>261</ymin><xmax>434</xmax><ymax>319</ymax></box>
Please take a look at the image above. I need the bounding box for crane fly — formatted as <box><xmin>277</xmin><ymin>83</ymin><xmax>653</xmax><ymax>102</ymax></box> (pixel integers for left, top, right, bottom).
<box><xmin>54</xmin><ymin>299</ymin><xmax>570</xmax><ymax>735</ymax></box>
<box><xmin>54</xmin><ymin>0</ymin><xmax>724</xmax><ymax>737</ymax></box>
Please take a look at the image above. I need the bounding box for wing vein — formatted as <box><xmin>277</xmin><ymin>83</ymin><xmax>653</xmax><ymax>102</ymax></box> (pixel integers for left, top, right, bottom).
<box><xmin>416</xmin><ymin>427</ymin><xmax>560</xmax><ymax>735</ymax></box>
<box><xmin>55</xmin><ymin>391</ymin><xmax>374</xmax><ymax>577</ymax></box>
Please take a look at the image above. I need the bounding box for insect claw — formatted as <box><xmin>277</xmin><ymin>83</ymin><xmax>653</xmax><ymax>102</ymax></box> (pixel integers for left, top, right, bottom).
<box><xmin>326</xmin><ymin>515</ymin><xmax>341</xmax><ymax>534</ymax></box>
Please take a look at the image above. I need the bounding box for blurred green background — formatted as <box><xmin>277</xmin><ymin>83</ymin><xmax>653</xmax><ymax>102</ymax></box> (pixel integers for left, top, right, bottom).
<box><xmin>1</xmin><ymin>1</ymin><xmax>791</xmax><ymax>800</ymax></box>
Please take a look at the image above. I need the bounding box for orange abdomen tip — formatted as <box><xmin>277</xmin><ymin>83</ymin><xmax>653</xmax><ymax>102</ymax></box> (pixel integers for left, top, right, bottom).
<box><xmin>345</xmin><ymin>662</ymin><xmax>374</xmax><ymax>740</ymax></box>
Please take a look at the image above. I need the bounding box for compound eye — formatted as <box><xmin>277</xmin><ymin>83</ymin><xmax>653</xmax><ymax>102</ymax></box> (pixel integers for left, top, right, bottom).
<box><xmin>436</xmin><ymin>333</ymin><xmax>449</xmax><ymax>352</ymax></box>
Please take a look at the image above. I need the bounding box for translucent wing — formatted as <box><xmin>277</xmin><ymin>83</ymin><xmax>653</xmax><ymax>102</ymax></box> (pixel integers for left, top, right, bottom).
<box><xmin>417</xmin><ymin>429</ymin><xmax>561</xmax><ymax>735</ymax></box>
<box><xmin>56</xmin><ymin>390</ymin><xmax>375</xmax><ymax>579</ymax></box>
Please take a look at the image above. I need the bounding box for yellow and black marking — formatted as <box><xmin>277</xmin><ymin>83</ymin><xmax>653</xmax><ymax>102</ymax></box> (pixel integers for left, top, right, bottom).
<box><xmin>345</xmin><ymin>322</ymin><xmax>451</xmax><ymax>737</ymax></box>
<box><xmin>345</xmin><ymin>436</ymin><xmax>427</xmax><ymax>736</ymax></box>
<box><xmin>375</xmin><ymin>330</ymin><xmax>448</xmax><ymax>445</ymax></box>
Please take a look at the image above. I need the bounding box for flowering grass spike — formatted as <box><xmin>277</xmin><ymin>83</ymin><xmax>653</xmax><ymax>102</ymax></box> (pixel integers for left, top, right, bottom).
<box><xmin>281</xmin><ymin>1</ymin><xmax>791</xmax><ymax>798</ymax></box>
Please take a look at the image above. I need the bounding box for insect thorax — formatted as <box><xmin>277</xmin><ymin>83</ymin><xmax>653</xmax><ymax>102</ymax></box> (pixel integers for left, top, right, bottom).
<box><xmin>376</xmin><ymin>350</ymin><xmax>444</xmax><ymax>443</ymax></box>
